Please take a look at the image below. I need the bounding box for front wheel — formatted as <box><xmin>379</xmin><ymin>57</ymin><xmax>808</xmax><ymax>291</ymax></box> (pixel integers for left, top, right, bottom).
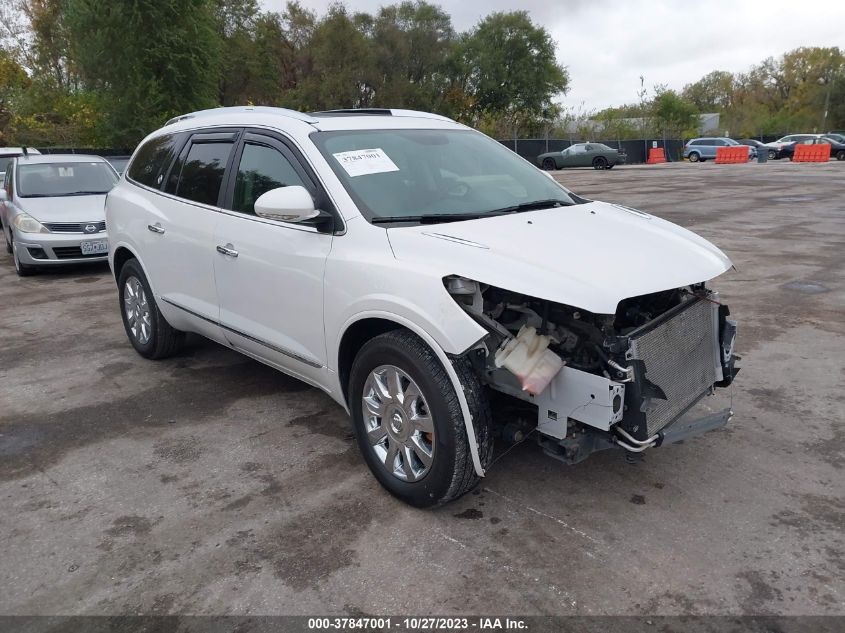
<box><xmin>836</xmin><ymin>150</ymin><xmax>845</xmax><ymax>161</ymax></box>
<box><xmin>349</xmin><ymin>330</ymin><xmax>493</xmax><ymax>507</ymax></box>
<box><xmin>592</xmin><ymin>156</ymin><xmax>608</xmax><ymax>169</ymax></box>
<box><xmin>768</xmin><ymin>150</ymin><xmax>776</xmax><ymax>160</ymax></box>
<box><xmin>541</xmin><ymin>158</ymin><xmax>556</xmax><ymax>171</ymax></box>
<box><xmin>118</xmin><ymin>258</ymin><xmax>185</xmax><ymax>359</ymax></box>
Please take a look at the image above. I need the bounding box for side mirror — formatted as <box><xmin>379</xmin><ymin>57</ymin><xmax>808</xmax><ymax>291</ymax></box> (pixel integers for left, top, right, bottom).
<box><xmin>254</xmin><ymin>186</ymin><xmax>319</xmax><ymax>223</ymax></box>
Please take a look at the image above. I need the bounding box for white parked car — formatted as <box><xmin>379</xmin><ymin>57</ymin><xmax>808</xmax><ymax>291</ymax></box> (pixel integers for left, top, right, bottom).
<box><xmin>106</xmin><ymin>107</ymin><xmax>739</xmax><ymax>507</ymax></box>
<box><xmin>1</xmin><ymin>153</ymin><xmax>117</xmax><ymax>276</ymax></box>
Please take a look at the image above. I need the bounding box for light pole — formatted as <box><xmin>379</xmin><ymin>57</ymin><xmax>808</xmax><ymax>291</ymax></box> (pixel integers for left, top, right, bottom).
<box><xmin>821</xmin><ymin>70</ymin><xmax>838</xmax><ymax>132</ymax></box>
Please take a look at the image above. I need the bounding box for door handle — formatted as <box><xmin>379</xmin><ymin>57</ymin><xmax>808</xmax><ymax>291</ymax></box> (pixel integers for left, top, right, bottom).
<box><xmin>147</xmin><ymin>223</ymin><xmax>165</xmax><ymax>234</ymax></box>
<box><xmin>216</xmin><ymin>244</ymin><xmax>238</xmax><ymax>258</ymax></box>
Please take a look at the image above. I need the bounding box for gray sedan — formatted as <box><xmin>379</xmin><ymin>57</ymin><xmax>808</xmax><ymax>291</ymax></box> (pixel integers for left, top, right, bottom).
<box><xmin>1</xmin><ymin>154</ymin><xmax>118</xmax><ymax>276</ymax></box>
<box><xmin>537</xmin><ymin>143</ymin><xmax>625</xmax><ymax>170</ymax></box>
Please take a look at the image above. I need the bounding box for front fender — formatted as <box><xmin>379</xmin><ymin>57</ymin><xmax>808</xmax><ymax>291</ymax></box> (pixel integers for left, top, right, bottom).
<box><xmin>334</xmin><ymin>309</ymin><xmax>487</xmax><ymax>478</ymax></box>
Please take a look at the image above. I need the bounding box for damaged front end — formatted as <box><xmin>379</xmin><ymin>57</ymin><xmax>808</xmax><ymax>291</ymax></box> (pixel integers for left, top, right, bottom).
<box><xmin>445</xmin><ymin>276</ymin><xmax>739</xmax><ymax>465</ymax></box>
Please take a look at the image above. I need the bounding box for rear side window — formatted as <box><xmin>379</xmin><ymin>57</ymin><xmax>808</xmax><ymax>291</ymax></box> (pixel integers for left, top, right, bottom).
<box><xmin>127</xmin><ymin>134</ymin><xmax>181</xmax><ymax>188</ymax></box>
<box><xmin>170</xmin><ymin>141</ymin><xmax>234</xmax><ymax>206</ymax></box>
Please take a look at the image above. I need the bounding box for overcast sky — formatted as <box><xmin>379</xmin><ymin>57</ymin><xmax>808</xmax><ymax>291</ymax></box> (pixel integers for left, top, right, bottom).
<box><xmin>260</xmin><ymin>0</ymin><xmax>845</xmax><ymax>112</ymax></box>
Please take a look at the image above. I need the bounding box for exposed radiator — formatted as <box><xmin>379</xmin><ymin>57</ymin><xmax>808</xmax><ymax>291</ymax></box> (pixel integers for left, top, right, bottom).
<box><xmin>628</xmin><ymin>297</ymin><xmax>721</xmax><ymax>436</ymax></box>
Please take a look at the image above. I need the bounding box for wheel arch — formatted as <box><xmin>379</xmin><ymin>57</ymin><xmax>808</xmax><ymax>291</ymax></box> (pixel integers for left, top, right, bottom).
<box><xmin>112</xmin><ymin>245</ymin><xmax>138</xmax><ymax>284</ymax></box>
<box><xmin>336</xmin><ymin>312</ymin><xmax>487</xmax><ymax>477</ymax></box>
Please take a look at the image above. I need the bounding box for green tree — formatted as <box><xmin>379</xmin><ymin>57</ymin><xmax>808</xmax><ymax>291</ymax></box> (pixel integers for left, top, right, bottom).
<box><xmin>682</xmin><ymin>70</ymin><xmax>734</xmax><ymax>112</ymax></box>
<box><xmin>65</xmin><ymin>0</ymin><xmax>222</xmax><ymax>147</ymax></box>
<box><xmin>651</xmin><ymin>88</ymin><xmax>699</xmax><ymax>138</ymax></box>
<box><xmin>0</xmin><ymin>47</ymin><xmax>29</xmax><ymax>142</ymax></box>
<box><xmin>292</xmin><ymin>5</ymin><xmax>375</xmax><ymax>110</ymax></box>
<box><xmin>369</xmin><ymin>1</ymin><xmax>455</xmax><ymax>110</ymax></box>
<box><xmin>450</xmin><ymin>11</ymin><xmax>568</xmax><ymax>129</ymax></box>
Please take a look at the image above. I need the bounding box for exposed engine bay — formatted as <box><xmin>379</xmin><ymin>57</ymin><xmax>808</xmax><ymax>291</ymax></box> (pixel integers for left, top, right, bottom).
<box><xmin>445</xmin><ymin>276</ymin><xmax>739</xmax><ymax>464</ymax></box>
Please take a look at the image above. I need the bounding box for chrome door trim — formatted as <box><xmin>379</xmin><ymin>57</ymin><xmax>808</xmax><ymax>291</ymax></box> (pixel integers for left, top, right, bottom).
<box><xmin>159</xmin><ymin>296</ymin><xmax>323</xmax><ymax>369</ymax></box>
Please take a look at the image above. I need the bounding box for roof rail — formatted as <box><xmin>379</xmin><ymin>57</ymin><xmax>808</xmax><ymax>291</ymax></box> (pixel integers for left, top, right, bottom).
<box><xmin>164</xmin><ymin>106</ymin><xmax>318</xmax><ymax>126</ymax></box>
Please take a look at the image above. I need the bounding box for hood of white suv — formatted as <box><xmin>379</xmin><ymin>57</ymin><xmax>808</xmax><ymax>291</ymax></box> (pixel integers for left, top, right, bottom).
<box><xmin>387</xmin><ymin>200</ymin><xmax>732</xmax><ymax>314</ymax></box>
<box><xmin>17</xmin><ymin>194</ymin><xmax>107</xmax><ymax>223</ymax></box>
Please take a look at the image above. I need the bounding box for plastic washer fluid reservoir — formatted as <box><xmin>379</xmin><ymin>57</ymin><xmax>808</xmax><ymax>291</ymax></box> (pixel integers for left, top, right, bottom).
<box><xmin>494</xmin><ymin>325</ymin><xmax>565</xmax><ymax>395</ymax></box>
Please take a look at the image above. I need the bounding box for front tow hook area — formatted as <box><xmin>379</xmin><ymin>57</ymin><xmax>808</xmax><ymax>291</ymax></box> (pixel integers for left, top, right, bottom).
<box><xmin>656</xmin><ymin>408</ymin><xmax>733</xmax><ymax>446</ymax></box>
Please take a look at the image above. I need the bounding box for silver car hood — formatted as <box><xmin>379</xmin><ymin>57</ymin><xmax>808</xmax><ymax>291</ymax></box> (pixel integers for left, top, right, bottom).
<box><xmin>387</xmin><ymin>200</ymin><xmax>733</xmax><ymax>315</ymax></box>
<box><xmin>18</xmin><ymin>195</ymin><xmax>107</xmax><ymax>223</ymax></box>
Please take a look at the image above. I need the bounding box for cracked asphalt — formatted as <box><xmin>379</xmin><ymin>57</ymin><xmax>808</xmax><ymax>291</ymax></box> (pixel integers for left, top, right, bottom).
<box><xmin>0</xmin><ymin>160</ymin><xmax>842</xmax><ymax>616</ymax></box>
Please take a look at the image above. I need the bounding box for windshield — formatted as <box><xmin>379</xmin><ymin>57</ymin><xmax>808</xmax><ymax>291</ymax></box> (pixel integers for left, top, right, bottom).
<box><xmin>311</xmin><ymin>129</ymin><xmax>576</xmax><ymax>223</ymax></box>
<box><xmin>17</xmin><ymin>161</ymin><xmax>118</xmax><ymax>198</ymax></box>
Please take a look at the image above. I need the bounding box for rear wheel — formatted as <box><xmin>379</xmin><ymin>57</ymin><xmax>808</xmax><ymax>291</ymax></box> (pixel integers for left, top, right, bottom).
<box><xmin>836</xmin><ymin>150</ymin><xmax>845</xmax><ymax>161</ymax></box>
<box><xmin>688</xmin><ymin>152</ymin><xmax>700</xmax><ymax>163</ymax></box>
<box><xmin>349</xmin><ymin>329</ymin><xmax>493</xmax><ymax>507</ymax></box>
<box><xmin>541</xmin><ymin>158</ymin><xmax>556</xmax><ymax>171</ymax></box>
<box><xmin>592</xmin><ymin>156</ymin><xmax>608</xmax><ymax>169</ymax></box>
<box><xmin>118</xmin><ymin>258</ymin><xmax>185</xmax><ymax>359</ymax></box>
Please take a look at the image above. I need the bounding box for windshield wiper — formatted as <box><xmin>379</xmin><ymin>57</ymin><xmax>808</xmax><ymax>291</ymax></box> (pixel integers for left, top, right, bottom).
<box><xmin>370</xmin><ymin>200</ymin><xmax>572</xmax><ymax>225</ymax></box>
<box><xmin>371</xmin><ymin>212</ymin><xmax>505</xmax><ymax>225</ymax></box>
<box><xmin>63</xmin><ymin>190</ymin><xmax>109</xmax><ymax>196</ymax></box>
<box><xmin>487</xmin><ymin>199</ymin><xmax>572</xmax><ymax>214</ymax></box>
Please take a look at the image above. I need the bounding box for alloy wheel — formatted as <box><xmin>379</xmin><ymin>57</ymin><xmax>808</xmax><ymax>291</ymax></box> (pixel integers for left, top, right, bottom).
<box><xmin>361</xmin><ymin>364</ymin><xmax>435</xmax><ymax>482</ymax></box>
<box><xmin>123</xmin><ymin>276</ymin><xmax>152</xmax><ymax>345</ymax></box>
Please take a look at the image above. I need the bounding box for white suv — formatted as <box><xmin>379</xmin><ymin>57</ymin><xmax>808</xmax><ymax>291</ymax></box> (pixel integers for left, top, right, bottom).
<box><xmin>106</xmin><ymin>106</ymin><xmax>739</xmax><ymax>507</ymax></box>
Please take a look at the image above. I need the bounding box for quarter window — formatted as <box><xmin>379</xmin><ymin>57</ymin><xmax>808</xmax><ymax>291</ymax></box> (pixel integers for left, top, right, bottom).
<box><xmin>171</xmin><ymin>141</ymin><xmax>234</xmax><ymax>206</ymax></box>
<box><xmin>232</xmin><ymin>143</ymin><xmax>306</xmax><ymax>215</ymax></box>
<box><xmin>127</xmin><ymin>134</ymin><xmax>181</xmax><ymax>188</ymax></box>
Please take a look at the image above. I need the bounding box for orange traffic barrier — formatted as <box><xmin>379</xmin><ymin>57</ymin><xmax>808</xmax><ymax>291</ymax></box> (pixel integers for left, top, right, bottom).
<box><xmin>793</xmin><ymin>143</ymin><xmax>830</xmax><ymax>162</ymax></box>
<box><xmin>715</xmin><ymin>146</ymin><xmax>749</xmax><ymax>164</ymax></box>
<box><xmin>647</xmin><ymin>147</ymin><xmax>666</xmax><ymax>164</ymax></box>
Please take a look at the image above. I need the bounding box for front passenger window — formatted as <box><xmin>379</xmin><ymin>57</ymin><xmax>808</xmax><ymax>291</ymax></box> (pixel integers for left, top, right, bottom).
<box><xmin>232</xmin><ymin>143</ymin><xmax>307</xmax><ymax>215</ymax></box>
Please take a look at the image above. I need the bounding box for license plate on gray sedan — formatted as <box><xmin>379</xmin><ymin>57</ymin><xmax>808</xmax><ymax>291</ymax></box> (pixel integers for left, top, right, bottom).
<box><xmin>80</xmin><ymin>239</ymin><xmax>108</xmax><ymax>255</ymax></box>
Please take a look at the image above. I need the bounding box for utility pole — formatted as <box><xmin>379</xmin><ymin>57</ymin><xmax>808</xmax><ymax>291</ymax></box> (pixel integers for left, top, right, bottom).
<box><xmin>822</xmin><ymin>76</ymin><xmax>833</xmax><ymax>132</ymax></box>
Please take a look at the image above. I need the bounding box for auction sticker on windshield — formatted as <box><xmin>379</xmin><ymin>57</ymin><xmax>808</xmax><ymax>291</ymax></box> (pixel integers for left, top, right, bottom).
<box><xmin>332</xmin><ymin>148</ymin><xmax>399</xmax><ymax>177</ymax></box>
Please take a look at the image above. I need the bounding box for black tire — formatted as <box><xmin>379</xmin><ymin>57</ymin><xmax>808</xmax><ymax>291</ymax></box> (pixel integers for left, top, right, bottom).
<box><xmin>118</xmin><ymin>258</ymin><xmax>185</xmax><ymax>359</ymax></box>
<box><xmin>768</xmin><ymin>150</ymin><xmax>776</xmax><ymax>160</ymax></box>
<box><xmin>688</xmin><ymin>152</ymin><xmax>700</xmax><ymax>163</ymax></box>
<box><xmin>836</xmin><ymin>150</ymin><xmax>845</xmax><ymax>161</ymax></box>
<box><xmin>541</xmin><ymin>158</ymin><xmax>556</xmax><ymax>171</ymax></box>
<box><xmin>592</xmin><ymin>156</ymin><xmax>608</xmax><ymax>169</ymax></box>
<box><xmin>349</xmin><ymin>329</ymin><xmax>493</xmax><ymax>508</ymax></box>
<box><xmin>11</xmin><ymin>233</ymin><xmax>37</xmax><ymax>277</ymax></box>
